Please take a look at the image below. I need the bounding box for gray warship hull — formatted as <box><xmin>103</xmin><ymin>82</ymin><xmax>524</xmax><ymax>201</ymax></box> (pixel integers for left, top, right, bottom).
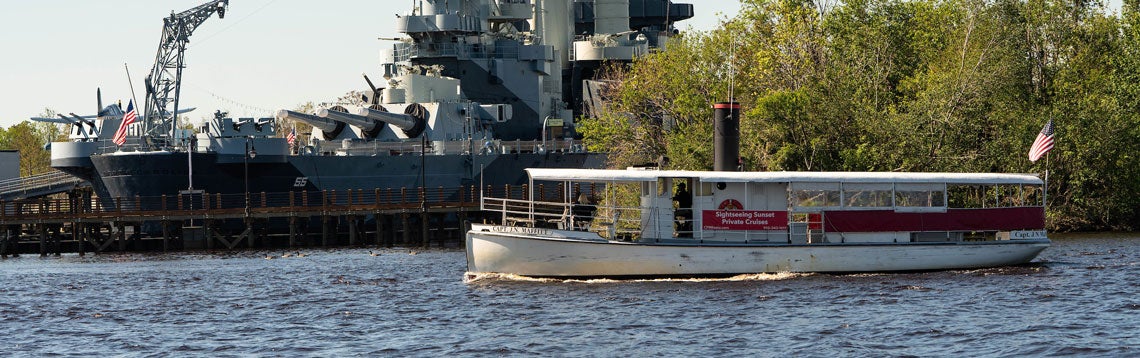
<box><xmin>90</xmin><ymin>150</ymin><xmax>606</xmax><ymax>199</ymax></box>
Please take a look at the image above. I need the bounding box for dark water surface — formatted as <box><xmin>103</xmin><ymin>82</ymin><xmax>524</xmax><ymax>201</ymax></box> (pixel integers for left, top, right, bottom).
<box><xmin>1</xmin><ymin>234</ymin><xmax>1137</xmax><ymax>356</ymax></box>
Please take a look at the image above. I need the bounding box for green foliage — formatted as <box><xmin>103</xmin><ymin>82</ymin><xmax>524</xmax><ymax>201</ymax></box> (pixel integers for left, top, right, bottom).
<box><xmin>0</xmin><ymin>121</ymin><xmax>64</xmax><ymax>177</ymax></box>
<box><xmin>584</xmin><ymin>0</ymin><xmax>1140</xmax><ymax>231</ymax></box>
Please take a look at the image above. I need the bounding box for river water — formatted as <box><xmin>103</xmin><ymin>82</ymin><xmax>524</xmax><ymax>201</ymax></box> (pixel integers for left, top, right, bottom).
<box><xmin>1</xmin><ymin>234</ymin><xmax>1136</xmax><ymax>356</ymax></box>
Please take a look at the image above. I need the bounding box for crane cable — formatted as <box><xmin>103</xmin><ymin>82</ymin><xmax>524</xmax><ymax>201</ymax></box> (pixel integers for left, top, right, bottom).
<box><xmin>189</xmin><ymin>0</ymin><xmax>282</xmax><ymax>49</ymax></box>
<box><xmin>183</xmin><ymin>0</ymin><xmax>282</xmax><ymax>117</ymax></box>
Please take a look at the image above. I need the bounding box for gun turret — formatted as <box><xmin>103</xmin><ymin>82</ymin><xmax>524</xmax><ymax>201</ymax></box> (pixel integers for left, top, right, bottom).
<box><xmin>354</xmin><ymin>105</ymin><xmax>426</xmax><ymax>138</ymax></box>
<box><xmin>316</xmin><ymin>107</ymin><xmax>383</xmax><ymax>139</ymax></box>
<box><xmin>276</xmin><ymin>109</ymin><xmax>344</xmax><ymax>140</ymax></box>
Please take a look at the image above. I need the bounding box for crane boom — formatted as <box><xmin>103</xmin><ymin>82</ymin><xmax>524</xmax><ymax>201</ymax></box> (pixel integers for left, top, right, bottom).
<box><xmin>142</xmin><ymin>0</ymin><xmax>229</xmax><ymax>143</ymax></box>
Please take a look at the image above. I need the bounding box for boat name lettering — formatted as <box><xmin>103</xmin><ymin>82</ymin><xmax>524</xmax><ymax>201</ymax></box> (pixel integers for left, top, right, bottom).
<box><xmin>492</xmin><ymin>226</ymin><xmax>551</xmax><ymax>235</ymax></box>
<box><xmin>1009</xmin><ymin>230</ymin><xmax>1047</xmax><ymax>240</ymax></box>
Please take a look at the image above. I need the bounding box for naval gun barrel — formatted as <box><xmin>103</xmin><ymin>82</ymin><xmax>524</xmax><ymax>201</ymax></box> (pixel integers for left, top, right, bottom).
<box><xmin>316</xmin><ymin>108</ymin><xmax>382</xmax><ymax>138</ymax></box>
<box><xmin>276</xmin><ymin>109</ymin><xmax>345</xmax><ymax>140</ymax></box>
<box><xmin>353</xmin><ymin>107</ymin><xmax>418</xmax><ymax>132</ymax></box>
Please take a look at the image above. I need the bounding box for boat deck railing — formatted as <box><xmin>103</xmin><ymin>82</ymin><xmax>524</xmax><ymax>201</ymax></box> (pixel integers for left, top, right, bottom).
<box><xmin>481</xmin><ymin>196</ymin><xmax>649</xmax><ymax>239</ymax></box>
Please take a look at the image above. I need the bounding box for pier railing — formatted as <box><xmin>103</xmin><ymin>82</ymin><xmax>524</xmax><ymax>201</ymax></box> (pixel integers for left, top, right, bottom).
<box><xmin>0</xmin><ymin>171</ymin><xmax>86</xmax><ymax>201</ymax></box>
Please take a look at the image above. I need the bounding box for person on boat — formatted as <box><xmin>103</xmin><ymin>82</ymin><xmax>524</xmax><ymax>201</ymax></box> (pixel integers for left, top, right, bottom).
<box><xmin>673</xmin><ymin>182</ymin><xmax>692</xmax><ymax>237</ymax></box>
<box><xmin>571</xmin><ymin>193</ymin><xmax>595</xmax><ymax>230</ymax></box>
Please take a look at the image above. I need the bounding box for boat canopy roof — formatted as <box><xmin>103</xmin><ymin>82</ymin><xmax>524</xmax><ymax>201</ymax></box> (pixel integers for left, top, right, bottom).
<box><xmin>525</xmin><ymin>168</ymin><xmax>1043</xmax><ymax>186</ymax></box>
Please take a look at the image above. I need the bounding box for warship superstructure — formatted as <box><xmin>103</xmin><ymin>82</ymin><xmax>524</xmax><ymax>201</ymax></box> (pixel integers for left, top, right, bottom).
<box><xmin>40</xmin><ymin>0</ymin><xmax>693</xmax><ymax>202</ymax></box>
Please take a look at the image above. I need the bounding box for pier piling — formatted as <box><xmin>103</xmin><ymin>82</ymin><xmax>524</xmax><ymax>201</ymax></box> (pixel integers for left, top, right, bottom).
<box><xmin>1</xmin><ymin>227</ymin><xmax>10</xmax><ymax>258</ymax></box>
<box><xmin>38</xmin><ymin>224</ymin><xmax>47</xmax><ymax>257</ymax></box>
<box><xmin>288</xmin><ymin>217</ymin><xmax>298</xmax><ymax>248</ymax></box>
<box><xmin>321</xmin><ymin>216</ymin><xmax>331</xmax><ymax>247</ymax></box>
<box><xmin>349</xmin><ymin>215</ymin><xmax>359</xmax><ymax>246</ymax></box>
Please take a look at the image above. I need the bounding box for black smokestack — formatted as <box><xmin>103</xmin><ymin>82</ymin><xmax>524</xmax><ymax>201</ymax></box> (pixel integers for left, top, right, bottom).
<box><xmin>714</xmin><ymin>102</ymin><xmax>740</xmax><ymax>171</ymax></box>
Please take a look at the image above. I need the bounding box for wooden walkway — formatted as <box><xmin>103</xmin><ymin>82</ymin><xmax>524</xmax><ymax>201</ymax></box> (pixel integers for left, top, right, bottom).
<box><xmin>0</xmin><ymin>186</ymin><xmax>501</xmax><ymax>256</ymax></box>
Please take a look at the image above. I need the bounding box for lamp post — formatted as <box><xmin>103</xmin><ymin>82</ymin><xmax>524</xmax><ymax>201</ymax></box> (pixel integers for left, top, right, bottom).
<box><xmin>244</xmin><ymin>137</ymin><xmax>257</xmax><ymax>215</ymax></box>
<box><xmin>420</xmin><ymin>133</ymin><xmax>428</xmax><ymax>247</ymax></box>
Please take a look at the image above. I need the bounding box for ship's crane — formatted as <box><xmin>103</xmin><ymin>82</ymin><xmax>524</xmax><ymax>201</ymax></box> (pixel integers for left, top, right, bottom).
<box><xmin>142</xmin><ymin>0</ymin><xmax>228</xmax><ymax>144</ymax></box>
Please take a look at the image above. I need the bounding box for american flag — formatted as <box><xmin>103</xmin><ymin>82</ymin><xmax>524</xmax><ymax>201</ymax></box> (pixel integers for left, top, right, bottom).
<box><xmin>286</xmin><ymin>126</ymin><xmax>296</xmax><ymax>145</ymax></box>
<box><xmin>112</xmin><ymin>100</ymin><xmax>137</xmax><ymax>146</ymax></box>
<box><xmin>1028</xmin><ymin>119</ymin><xmax>1054</xmax><ymax>162</ymax></box>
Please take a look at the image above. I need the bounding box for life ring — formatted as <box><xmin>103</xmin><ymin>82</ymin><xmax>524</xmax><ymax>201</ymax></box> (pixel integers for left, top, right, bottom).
<box><xmin>718</xmin><ymin>199</ymin><xmax>743</xmax><ymax>210</ymax></box>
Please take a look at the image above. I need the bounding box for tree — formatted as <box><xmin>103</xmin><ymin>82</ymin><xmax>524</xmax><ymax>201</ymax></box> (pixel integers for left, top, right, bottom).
<box><xmin>577</xmin><ymin>0</ymin><xmax>1140</xmax><ymax>231</ymax></box>
<box><xmin>0</xmin><ymin>121</ymin><xmax>55</xmax><ymax>176</ymax></box>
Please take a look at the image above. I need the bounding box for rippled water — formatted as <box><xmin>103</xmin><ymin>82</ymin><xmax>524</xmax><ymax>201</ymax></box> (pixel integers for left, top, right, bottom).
<box><xmin>1</xmin><ymin>234</ymin><xmax>1137</xmax><ymax>356</ymax></box>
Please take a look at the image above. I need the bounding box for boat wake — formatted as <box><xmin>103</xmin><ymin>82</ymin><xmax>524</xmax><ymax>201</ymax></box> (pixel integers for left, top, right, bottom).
<box><xmin>464</xmin><ymin>272</ymin><xmax>560</xmax><ymax>283</ymax></box>
<box><xmin>464</xmin><ymin>272</ymin><xmax>811</xmax><ymax>284</ymax></box>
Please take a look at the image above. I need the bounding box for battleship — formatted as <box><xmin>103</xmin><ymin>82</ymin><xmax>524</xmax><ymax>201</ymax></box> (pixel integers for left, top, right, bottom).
<box><xmin>39</xmin><ymin>0</ymin><xmax>694</xmax><ymax>203</ymax></box>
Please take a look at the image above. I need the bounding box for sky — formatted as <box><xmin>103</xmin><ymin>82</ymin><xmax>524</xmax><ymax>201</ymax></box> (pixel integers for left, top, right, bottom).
<box><xmin>0</xmin><ymin>0</ymin><xmax>744</xmax><ymax>128</ymax></box>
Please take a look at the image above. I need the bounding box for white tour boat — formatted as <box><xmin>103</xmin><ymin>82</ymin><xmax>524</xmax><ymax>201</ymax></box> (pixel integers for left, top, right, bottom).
<box><xmin>466</xmin><ymin>168</ymin><xmax>1051</xmax><ymax>278</ymax></box>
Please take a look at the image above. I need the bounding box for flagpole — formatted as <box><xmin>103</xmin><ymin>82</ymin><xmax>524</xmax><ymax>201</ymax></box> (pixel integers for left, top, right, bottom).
<box><xmin>1043</xmin><ymin>152</ymin><xmax>1049</xmax><ymax>207</ymax></box>
<box><xmin>188</xmin><ymin>134</ymin><xmax>194</xmax><ymax>190</ymax></box>
<box><xmin>124</xmin><ymin>64</ymin><xmax>141</xmax><ymax>146</ymax></box>
<box><xmin>124</xmin><ymin>64</ymin><xmax>140</xmax><ymax>123</ymax></box>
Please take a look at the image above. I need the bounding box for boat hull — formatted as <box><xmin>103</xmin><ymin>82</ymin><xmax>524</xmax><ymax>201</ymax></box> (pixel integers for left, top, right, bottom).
<box><xmin>465</xmin><ymin>225</ymin><xmax>1051</xmax><ymax>277</ymax></box>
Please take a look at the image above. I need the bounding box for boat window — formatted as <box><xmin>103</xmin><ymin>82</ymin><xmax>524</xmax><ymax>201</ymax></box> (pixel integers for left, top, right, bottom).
<box><xmin>1022</xmin><ymin>185</ymin><xmax>1043</xmax><ymax>206</ymax></box>
<box><xmin>894</xmin><ymin>183</ymin><xmax>946</xmax><ymax>208</ymax></box>
<box><xmin>697</xmin><ymin>181</ymin><xmax>714</xmax><ymax>196</ymax></box>
<box><xmin>995</xmin><ymin>184</ymin><xmax>1032</xmax><ymax>207</ymax></box>
<box><xmin>948</xmin><ymin>184</ymin><xmax>1043</xmax><ymax>208</ymax></box>
<box><xmin>658</xmin><ymin>178</ymin><xmax>692</xmax><ymax>197</ymax></box>
<box><xmin>842</xmin><ymin>183</ymin><xmax>892</xmax><ymax>208</ymax></box>
<box><xmin>791</xmin><ymin>183</ymin><xmax>840</xmax><ymax>208</ymax></box>
<box><xmin>948</xmin><ymin>185</ymin><xmax>987</xmax><ymax>208</ymax></box>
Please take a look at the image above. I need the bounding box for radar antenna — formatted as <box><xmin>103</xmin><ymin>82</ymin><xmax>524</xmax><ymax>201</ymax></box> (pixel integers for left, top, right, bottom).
<box><xmin>142</xmin><ymin>0</ymin><xmax>229</xmax><ymax>145</ymax></box>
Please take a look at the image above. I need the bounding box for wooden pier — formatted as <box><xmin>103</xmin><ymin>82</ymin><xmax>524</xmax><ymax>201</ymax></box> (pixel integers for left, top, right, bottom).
<box><xmin>0</xmin><ymin>185</ymin><xmax>518</xmax><ymax>256</ymax></box>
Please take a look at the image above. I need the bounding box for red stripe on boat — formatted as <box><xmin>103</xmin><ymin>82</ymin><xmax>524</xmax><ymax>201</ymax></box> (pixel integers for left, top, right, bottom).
<box><xmin>822</xmin><ymin>207</ymin><xmax>1045</xmax><ymax>232</ymax></box>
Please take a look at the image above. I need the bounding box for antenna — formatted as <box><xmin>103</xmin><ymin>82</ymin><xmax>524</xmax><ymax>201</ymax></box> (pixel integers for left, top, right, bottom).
<box><xmin>728</xmin><ymin>34</ymin><xmax>736</xmax><ymax>104</ymax></box>
<box><xmin>124</xmin><ymin>63</ymin><xmax>140</xmax><ymax>117</ymax></box>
